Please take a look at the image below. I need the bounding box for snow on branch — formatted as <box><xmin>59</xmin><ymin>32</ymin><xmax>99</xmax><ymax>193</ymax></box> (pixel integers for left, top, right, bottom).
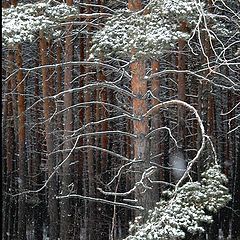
<box><xmin>56</xmin><ymin>194</ymin><xmax>144</xmax><ymax>211</ymax></box>
<box><xmin>2</xmin><ymin>1</ymin><xmax>79</xmax><ymax>46</ymax></box>
<box><xmin>122</xmin><ymin>99</ymin><xmax>231</xmax><ymax>239</ymax></box>
<box><xmin>125</xmin><ymin>165</ymin><xmax>231</xmax><ymax>239</ymax></box>
<box><xmin>91</xmin><ymin>0</ymin><xmax>206</xmax><ymax>60</ymax></box>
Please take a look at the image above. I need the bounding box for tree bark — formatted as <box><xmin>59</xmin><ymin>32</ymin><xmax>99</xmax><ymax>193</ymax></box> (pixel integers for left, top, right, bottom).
<box><xmin>3</xmin><ymin>48</ymin><xmax>16</xmax><ymax>240</ymax></box>
<box><xmin>84</xmin><ymin>2</ymin><xmax>96</xmax><ymax>239</ymax></box>
<box><xmin>131</xmin><ymin>58</ymin><xmax>152</xmax><ymax>213</ymax></box>
<box><xmin>177</xmin><ymin>22</ymin><xmax>187</xmax><ymax>149</ymax></box>
<box><xmin>150</xmin><ymin>60</ymin><xmax>162</xmax><ymax>200</ymax></box>
<box><xmin>33</xmin><ymin>71</ymin><xmax>44</xmax><ymax>240</ymax></box>
<box><xmin>99</xmin><ymin>68</ymin><xmax>108</xmax><ymax>173</ymax></box>
<box><xmin>128</xmin><ymin>0</ymin><xmax>155</xmax><ymax>217</ymax></box>
<box><xmin>77</xmin><ymin>4</ymin><xmax>85</xmax><ymax>192</ymax></box>
<box><xmin>60</xmin><ymin>0</ymin><xmax>74</xmax><ymax>237</ymax></box>
<box><xmin>16</xmin><ymin>43</ymin><xmax>27</xmax><ymax>240</ymax></box>
<box><xmin>39</xmin><ymin>31</ymin><xmax>59</xmax><ymax>240</ymax></box>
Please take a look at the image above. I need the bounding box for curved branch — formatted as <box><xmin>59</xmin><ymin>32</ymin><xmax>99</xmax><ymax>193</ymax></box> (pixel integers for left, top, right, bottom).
<box><xmin>145</xmin><ymin>100</ymin><xmax>206</xmax><ymax>190</ymax></box>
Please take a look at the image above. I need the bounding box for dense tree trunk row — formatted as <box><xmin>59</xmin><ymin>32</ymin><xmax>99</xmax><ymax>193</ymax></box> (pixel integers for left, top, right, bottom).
<box><xmin>2</xmin><ymin>0</ymin><xmax>239</xmax><ymax>239</ymax></box>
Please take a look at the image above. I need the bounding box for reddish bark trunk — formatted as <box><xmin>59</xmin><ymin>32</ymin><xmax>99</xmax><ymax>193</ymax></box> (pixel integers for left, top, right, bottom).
<box><xmin>205</xmin><ymin>0</ymin><xmax>215</xmax><ymax>138</ymax></box>
<box><xmin>128</xmin><ymin>0</ymin><xmax>155</xmax><ymax>216</ymax></box>
<box><xmin>99</xmin><ymin>69</ymin><xmax>108</xmax><ymax>173</ymax></box>
<box><xmin>16</xmin><ymin>43</ymin><xmax>27</xmax><ymax>240</ymax></box>
<box><xmin>3</xmin><ymin>49</ymin><xmax>16</xmax><ymax>240</ymax></box>
<box><xmin>128</xmin><ymin>0</ymin><xmax>142</xmax><ymax>11</ymax></box>
<box><xmin>33</xmin><ymin>72</ymin><xmax>44</xmax><ymax>240</ymax></box>
<box><xmin>11</xmin><ymin>0</ymin><xmax>17</xmax><ymax>5</ymax></box>
<box><xmin>131</xmin><ymin>59</ymin><xmax>152</xmax><ymax>211</ymax></box>
<box><xmin>60</xmin><ymin>0</ymin><xmax>74</xmax><ymax>237</ymax></box>
<box><xmin>78</xmin><ymin>18</ymin><xmax>84</xmax><ymax>186</ymax></box>
<box><xmin>6</xmin><ymin>50</ymin><xmax>15</xmax><ymax>174</ymax></box>
<box><xmin>84</xmin><ymin>2</ymin><xmax>96</xmax><ymax>238</ymax></box>
<box><xmin>151</xmin><ymin>60</ymin><xmax>163</xmax><ymax>197</ymax></box>
<box><xmin>177</xmin><ymin>22</ymin><xmax>187</xmax><ymax>149</ymax></box>
<box><xmin>39</xmin><ymin>31</ymin><xmax>59</xmax><ymax>240</ymax></box>
<box><xmin>56</xmin><ymin>41</ymin><xmax>63</xmax><ymax>176</ymax></box>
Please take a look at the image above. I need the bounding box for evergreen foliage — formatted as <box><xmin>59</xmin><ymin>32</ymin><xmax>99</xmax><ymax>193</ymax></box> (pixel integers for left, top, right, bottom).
<box><xmin>92</xmin><ymin>0</ymin><xmax>205</xmax><ymax>60</ymax></box>
<box><xmin>125</xmin><ymin>165</ymin><xmax>231</xmax><ymax>239</ymax></box>
<box><xmin>1</xmin><ymin>0</ymin><xmax>238</xmax><ymax>239</ymax></box>
<box><xmin>2</xmin><ymin>1</ymin><xmax>78</xmax><ymax>46</ymax></box>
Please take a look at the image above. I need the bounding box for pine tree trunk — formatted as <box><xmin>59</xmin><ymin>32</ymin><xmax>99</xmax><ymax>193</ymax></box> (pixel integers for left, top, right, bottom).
<box><xmin>39</xmin><ymin>31</ymin><xmax>59</xmax><ymax>240</ymax></box>
<box><xmin>131</xmin><ymin>58</ymin><xmax>152</xmax><ymax>213</ymax></box>
<box><xmin>60</xmin><ymin>0</ymin><xmax>74</xmax><ymax>236</ymax></box>
<box><xmin>77</xmin><ymin>7</ymin><xmax>85</xmax><ymax>192</ymax></box>
<box><xmin>33</xmin><ymin>71</ymin><xmax>44</xmax><ymax>240</ymax></box>
<box><xmin>84</xmin><ymin>2</ymin><xmax>96</xmax><ymax>239</ymax></box>
<box><xmin>3</xmin><ymin>48</ymin><xmax>16</xmax><ymax>240</ymax></box>
<box><xmin>16</xmin><ymin>43</ymin><xmax>27</xmax><ymax>240</ymax></box>
<box><xmin>56</xmin><ymin>41</ymin><xmax>64</xmax><ymax>189</ymax></box>
<box><xmin>150</xmin><ymin>60</ymin><xmax>162</xmax><ymax>200</ymax></box>
<box><xmin>71</xmin><ymin>11</ymin><xmax>85</xmax><ymax>238</ymax></box>
<box><xmin>177</xmin><ymin>21</ymin><xmax>187</xmax><ymax>149</ymax></box>
<box><xmin>128</xmin><ymin>0</ymin><xmax>155</xmax><ymax>216</ymax></box>
<box><xmin>99</xmin><ymin>69</ymin><xmax>108</xmax><ymax>173</ymax></box>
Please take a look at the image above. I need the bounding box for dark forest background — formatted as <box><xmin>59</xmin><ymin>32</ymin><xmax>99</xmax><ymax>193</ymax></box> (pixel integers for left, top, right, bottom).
<box><xmin>2</xmin><ymin>0</ymin><xmax>240</xmax><ymax>239</ymax></box>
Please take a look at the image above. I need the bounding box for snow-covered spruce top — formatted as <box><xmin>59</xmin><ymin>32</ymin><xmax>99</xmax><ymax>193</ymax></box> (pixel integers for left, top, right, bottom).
<box><xmin>2</xmin><ymin>2</ymin><xmax>78</xmax><ymax>46</ymax></box>
<box><xmin>91</xmin><ymin>0</ymin><xmax>205</xmax><ymax>60</ymax></box>
<box><xmin>125</xmin><ymin>165</ymin><xmax>231</xmax><ymax>240</ymax></box>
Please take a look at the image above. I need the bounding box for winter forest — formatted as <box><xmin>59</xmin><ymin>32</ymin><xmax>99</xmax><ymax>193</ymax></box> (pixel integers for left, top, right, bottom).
<box><xmin>1</xmin><ymin>0</ymin><xmax>240</xmax><ymax>239</ymax></box>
